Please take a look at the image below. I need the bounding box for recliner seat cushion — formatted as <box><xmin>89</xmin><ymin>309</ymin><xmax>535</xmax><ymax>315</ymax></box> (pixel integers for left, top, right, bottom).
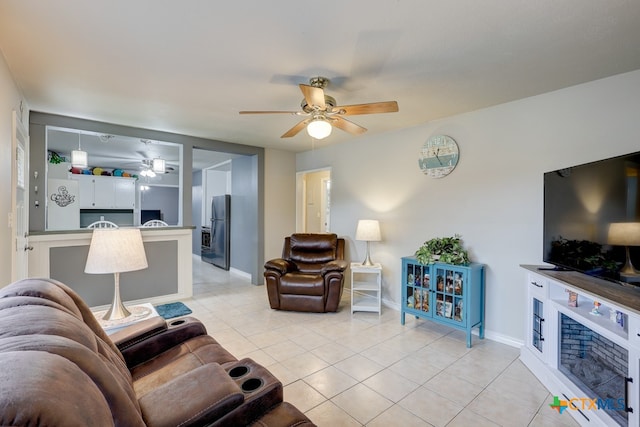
<box><xmin>279</xmin><ymin>274</ymin><xmax>324</xmax><ymax>296</ymax></box>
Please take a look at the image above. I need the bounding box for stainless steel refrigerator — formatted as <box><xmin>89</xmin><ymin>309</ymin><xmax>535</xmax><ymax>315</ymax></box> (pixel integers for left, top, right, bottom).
<box><xmin>202</xmin><ymin>194</ymin><xmax>230</xmax><ymax>270</ymax></box>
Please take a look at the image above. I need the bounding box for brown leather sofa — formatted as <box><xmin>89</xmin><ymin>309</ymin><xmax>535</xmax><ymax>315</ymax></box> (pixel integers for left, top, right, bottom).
<box><xmin>264</xmin><ymin>233</ymin><xmax>348</xmax><ymax>312</ymax></box>
<box><xmin>0</xmin><ymin>278</ymin><xmax>315</xmax><ymax>427</ymax></box>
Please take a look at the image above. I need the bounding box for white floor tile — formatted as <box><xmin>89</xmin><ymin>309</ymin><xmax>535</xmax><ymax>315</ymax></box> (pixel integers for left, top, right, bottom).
<box><xmin>187</xmin><ymin>256</ymin><xmax>557</xmax><ymax>426</ymax></box>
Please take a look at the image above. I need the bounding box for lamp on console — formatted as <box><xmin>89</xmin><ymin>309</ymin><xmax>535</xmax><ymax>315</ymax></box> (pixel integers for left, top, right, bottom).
<box><xmin>355</xmin><ymin>219</ymin><xmax>381</xmax><ymax>266</ymax></box>
<box><xmin>85</xmin><ymin>228</ymin><xmax>148</xmax><ymax>320</ymax></box>
<box><xmin>607</xmin><ymin>222</ymin><xmax>640</xmax><ymax>275</ymax></box>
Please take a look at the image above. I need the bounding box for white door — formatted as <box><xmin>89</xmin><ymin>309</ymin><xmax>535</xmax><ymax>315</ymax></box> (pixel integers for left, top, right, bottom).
<box><xmin>11</xmin><ymin>110</ymin><xmax>30</xmax><ymax>281</ymax></box>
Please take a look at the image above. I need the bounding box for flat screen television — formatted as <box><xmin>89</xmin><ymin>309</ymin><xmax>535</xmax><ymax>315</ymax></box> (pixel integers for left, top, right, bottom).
<box><xmin>543</xmin><ymin>151</ymin><xmax>640</xmax><ymax>283</ymax></box>
<box><xmin>141</xmin><ymin>209</ymin><xmax>162</xmax><ymax>224</ymax></box>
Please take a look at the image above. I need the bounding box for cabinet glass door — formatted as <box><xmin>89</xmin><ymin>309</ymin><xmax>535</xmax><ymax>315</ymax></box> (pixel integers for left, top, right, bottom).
<box><xmin>532</xmin><ymin>298</ymin><xmax>544</xmax><ymax>352</ymax></box>
<box><xmin>406</xmin><ymin>262</ymin><xmax>430</xmax><ymax>314</ymax></box>
<box><xmin>434</xmin><ymin>266</ymin><xmax>463</xmax><ymax>323</ymax></box>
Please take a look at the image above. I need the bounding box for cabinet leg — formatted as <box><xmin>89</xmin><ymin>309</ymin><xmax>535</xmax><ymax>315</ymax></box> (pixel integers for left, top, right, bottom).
<box><xmin>466</xmin><ymin>333</ymin><xmax>472</xmax><ymax>348</ymax></box>
<box><xmin>479</xmin><ymin>324</ymin><xmax>485</xmax><ymax>339</ymax></box>
<box><xmin>401</xmin><ymin>312</ymin><xmax>405</xmax><ymax>325</ymax></box>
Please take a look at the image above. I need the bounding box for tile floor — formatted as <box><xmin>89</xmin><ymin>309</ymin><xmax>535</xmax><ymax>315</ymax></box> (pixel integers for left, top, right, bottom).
<box><xmin>185</xmin><ymin>256</ymin><xmax>578</xmax><ymax>426</ymax></box>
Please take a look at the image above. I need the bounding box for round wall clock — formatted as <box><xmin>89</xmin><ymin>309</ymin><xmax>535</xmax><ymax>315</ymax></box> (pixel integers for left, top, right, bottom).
<box><xmin>418</xmin><ymin>134</ymin><xmax>459</xmax><ymax>178</ymax></box>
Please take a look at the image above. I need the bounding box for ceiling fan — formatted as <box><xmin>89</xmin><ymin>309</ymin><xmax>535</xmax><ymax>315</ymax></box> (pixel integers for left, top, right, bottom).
<box><xmin>239</xmin><ymin>77</ymin><xmax>399</xmax><ymax>139</ymax></box>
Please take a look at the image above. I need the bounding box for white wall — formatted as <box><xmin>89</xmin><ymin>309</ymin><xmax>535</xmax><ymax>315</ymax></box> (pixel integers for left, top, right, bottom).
<box><xmin>0</xmin><ymin>53</ymin><xmax>28</xmax><ymax>287</ymax></box>
<box><xmin>264</xmin><ymin>148</ymin><xmax>296</xmax><ymax>262</ymax></box>
<box><xmin>296</xmin><ymin>70</ymin><xmax>640</xmax><ymax>345</ymax></box>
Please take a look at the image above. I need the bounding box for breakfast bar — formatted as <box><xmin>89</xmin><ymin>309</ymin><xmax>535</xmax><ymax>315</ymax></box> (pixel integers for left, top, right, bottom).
<box><xmin>28</xmin><ymin>226</ymin><xmax>193</xmax><ymax>309</ymax></box>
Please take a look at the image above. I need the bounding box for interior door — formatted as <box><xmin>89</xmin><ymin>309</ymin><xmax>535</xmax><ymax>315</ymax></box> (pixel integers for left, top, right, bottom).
<box><xmin>11</xmin><ymin>110</ymin><xmax>30</xmax><ymax>281</ymax></box>
<box><xmin>296</xmin><ymin>168</ymin><xmax>331</xmax><ymax>233</ymax></box>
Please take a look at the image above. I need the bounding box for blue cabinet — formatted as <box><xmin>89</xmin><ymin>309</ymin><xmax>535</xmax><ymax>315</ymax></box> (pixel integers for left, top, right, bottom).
<box><xmin>401</xmin><ymin>256</ymin><xmax>485</xmax><ymax>347</ymax></box>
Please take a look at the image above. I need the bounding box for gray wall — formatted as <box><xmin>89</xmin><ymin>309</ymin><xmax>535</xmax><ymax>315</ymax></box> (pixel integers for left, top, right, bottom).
<box><xmin>29</xmin><ymin>112</ymin><xmax>265</xmax><ymax>282</ymax></box>
<box><xmin>141</xmin><ymin>186</ymin><xmax>179</xmax><ymax>225</ymax></box>
<box><xmin>231</xmin><ymin>155</ymin><xmax>259</xmax><ymax>282</ymax></box>
<box><xmin>50</xmin><ymin>241</ymin><xmax>178</xmax><ymax>306</ymax></box>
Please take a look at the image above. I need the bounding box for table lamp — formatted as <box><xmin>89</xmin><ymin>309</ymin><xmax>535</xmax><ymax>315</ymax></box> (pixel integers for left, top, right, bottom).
<box><xmin>85</xmin><ymin>228</ymin><xmax>148</xmax><ymax>320</ymax></box>
<box><xmin>608</xmin><ymin>222</ymin><xmax>640</xmax><ymax>275</ymax></box>
<box><xmin>356</xmin><ymin>219</ymin><xmax>381</xmax><ymax>266</ymax></box>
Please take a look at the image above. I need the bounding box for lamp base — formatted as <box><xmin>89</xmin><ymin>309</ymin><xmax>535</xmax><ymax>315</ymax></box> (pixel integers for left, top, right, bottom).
<box><xmin>103</xmin><ymin>272</ymin><xmax>132</xmax><ymax>321</ymax></box>
<box><xmin>619</xmin><ymin>246</ymin><xmax>640</xmax><ymax>276</ymax></box>
<box><xmin>361</xmin><ymin>241</ymin><xmax>375</xmax><ymax>266</ymax></box>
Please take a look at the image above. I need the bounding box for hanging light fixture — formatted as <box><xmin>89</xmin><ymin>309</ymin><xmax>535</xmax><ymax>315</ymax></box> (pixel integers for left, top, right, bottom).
<box><xmin>152</xmin><ymin>158</ymin><xmax>166</xmax><ymax>173</ymax></box>
<box><xmin>71</xmin><ymin>133</ymin><xmax>88</xmax><ymax>168</ymax></box>
<box><xmin>140</xmin><ymin>169</ymin><xmax>156</xmax><ymax>178</ymax></box>
<box><xmin>306</xmin><ymin>115</ymin><xmax>332</xmax><ymax>140</ymax></box>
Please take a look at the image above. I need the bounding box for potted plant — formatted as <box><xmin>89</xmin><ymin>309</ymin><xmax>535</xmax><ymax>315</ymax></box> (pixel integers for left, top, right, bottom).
<box><xmin>415</xmin><ymin>234</ymin><xmax>470</xmax><ymax>265</ymax></box>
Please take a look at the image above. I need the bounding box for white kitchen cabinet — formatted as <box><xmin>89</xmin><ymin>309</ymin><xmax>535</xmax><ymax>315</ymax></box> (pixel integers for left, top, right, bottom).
<box><xmin>71</xmin><ymin>174</ymin><xmax>136</xmax><ymax>209</ymax></box>
<box><xmin>113</xmin><ymin>179</ymin><xmax>136</xmax><ymax>208</ymax></box>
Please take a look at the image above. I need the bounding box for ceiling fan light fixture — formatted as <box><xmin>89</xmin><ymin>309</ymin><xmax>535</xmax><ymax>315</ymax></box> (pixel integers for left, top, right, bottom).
<box><xmin>152</xmin><ymin>158</ymin><xmax>165</xmax><ymax>173</ymax></box>
<box><xmin>71</xmin><ymin>134</ymin><xmax>88</xmax><ymax>168</ymax></box>
<box><xmin>306</xmin><ymin>117</ymin><xmax>332</xmax><ymax>140</ymax></box>
<box><xmin>140</xmin><ymin>169</ymin><xmax>156</xmax><ymax>178</ymax></box>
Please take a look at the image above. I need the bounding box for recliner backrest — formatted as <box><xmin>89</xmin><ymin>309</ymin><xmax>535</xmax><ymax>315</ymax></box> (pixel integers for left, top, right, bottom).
<box><xmin>283</xmin><ymin>233</ymin><xmax>344</xmax><ymax>273</ymax></box>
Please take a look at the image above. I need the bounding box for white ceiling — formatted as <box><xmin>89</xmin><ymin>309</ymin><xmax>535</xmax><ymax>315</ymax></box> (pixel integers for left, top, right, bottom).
<box><xmin>1</xmin><ymin>1</ymin><xmax>640</xmax><ymax>153</ymax></box>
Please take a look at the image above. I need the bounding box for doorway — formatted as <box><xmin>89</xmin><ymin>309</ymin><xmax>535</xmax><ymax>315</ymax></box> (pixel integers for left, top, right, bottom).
<box><xmin>296</xmin><ymin>168</ymin><xmax>331</xmax><ymax>233</ymax></box>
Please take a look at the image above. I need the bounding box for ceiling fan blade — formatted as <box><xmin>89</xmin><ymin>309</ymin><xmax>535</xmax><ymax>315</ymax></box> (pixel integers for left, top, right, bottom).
<box><xmin>334</xmin><ymin>101</ymin><xmax>398</xmax><ymax>116</ymax></box>
<box><xmin>331</xmin><ymin>116</ymin><xmax>367</xmax><ymax>135</ymax></box>
<box><xmin>239</xmin><ymin>110</ymin><xmax>299</xmax><ymax>115</ymax></box>
<box><xmin>281</xmin><ymin>119</ymin><xmax>311</xmax><ymax>138</ymax></box>
<box><xmin>299</xmin><ymin>84</ymin><xmax>326</xmax><ymax>109</ymax></box>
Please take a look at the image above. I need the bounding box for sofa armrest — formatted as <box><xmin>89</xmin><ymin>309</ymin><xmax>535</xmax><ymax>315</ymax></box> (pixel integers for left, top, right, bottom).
<box><xmin>139</xmin><ymin>363</ymin><xmax>245</xmax><ymax>427</ymax></box>
<box><xmin>119</xmin><ymin>317</ymin><xmax>208</xmax><ymax>368</ymax></box>
<box><xmin>110</xmin><ymin>317</ymin><xmax>167</xmax><ymax>349</ymax></box>
<box><xmin>321</xmin><ymin>259</ymin><xmax>348</xmax><ymax>274</ymax></box>
<box><xmin>264</xmin><ymin>258</ymin><xmax>294</xmax><ymax>275</ymax></box>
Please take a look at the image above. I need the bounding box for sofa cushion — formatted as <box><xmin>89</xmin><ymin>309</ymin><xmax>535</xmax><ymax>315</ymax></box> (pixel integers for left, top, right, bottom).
<box><xmin>0</xmin><ymin>336</ymin><xmax>144</xmax><ymax>426</ymax></box>
<box><xmin>0</xmin><ymin>351</ymin><xmax>119</xmax><ymax>426</ymax></box>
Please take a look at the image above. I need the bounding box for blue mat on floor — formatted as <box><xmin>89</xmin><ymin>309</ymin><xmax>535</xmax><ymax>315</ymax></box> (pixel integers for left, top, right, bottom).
<box><xmin>154</xmin><ymin>302</ymin><xmax>192</xmax><ymax>319</ymax></box>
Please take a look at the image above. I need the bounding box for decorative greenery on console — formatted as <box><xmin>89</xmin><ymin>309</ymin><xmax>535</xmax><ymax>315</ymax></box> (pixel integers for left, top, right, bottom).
<box><xmin>549</xmin><ymin>237</ymin><xmax>618</xmax><ymax>273</ymax></box>
<box><xmin>415</xmin><ymin>235</ymin><xmax>470</xmax><ymax>265</ymax></box>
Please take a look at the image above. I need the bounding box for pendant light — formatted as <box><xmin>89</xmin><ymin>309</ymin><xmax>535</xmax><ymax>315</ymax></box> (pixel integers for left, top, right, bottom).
<box><xmin>152</xmin><ymin>158</ymin><xmax>166</xmax><ymax>173</ymax></box>
<box><xmin>71</xmin><ymin>133</ymin><xmax>88</xmax><ymax>168</ymax></box>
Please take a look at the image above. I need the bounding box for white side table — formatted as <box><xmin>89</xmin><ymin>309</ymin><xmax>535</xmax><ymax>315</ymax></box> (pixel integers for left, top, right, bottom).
<box><xmin>350</xmin><ymin>262</ymin><xmax>382</xmax><ymax>314</ymax></box>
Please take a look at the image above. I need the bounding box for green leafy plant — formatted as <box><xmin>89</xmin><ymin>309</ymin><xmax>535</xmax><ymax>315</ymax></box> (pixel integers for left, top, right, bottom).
<box><xmin>549</xmin><ymin>237</ymin><xmax>618</xmax><ymax>273</ymax></box>
<box><xmin>48</xmin><ymin>150</ymin><xmax>65</xmax><ymax>164</ymax></box>
<box><xmin>415</xmin><ymin>235</ymin><xmax>470</xmax><ymax>265</ymax></box>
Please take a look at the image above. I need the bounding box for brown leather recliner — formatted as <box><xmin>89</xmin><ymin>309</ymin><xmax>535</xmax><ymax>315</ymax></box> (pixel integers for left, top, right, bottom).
<box><xmin>264</xmin><ymin>233</ymin><xmax>348</xmax><ymax>312</ymax></box>
<box><xmin>0</xmin><ymin>278</ymin><xmax>315</xmax><ymax>427</ymax></box>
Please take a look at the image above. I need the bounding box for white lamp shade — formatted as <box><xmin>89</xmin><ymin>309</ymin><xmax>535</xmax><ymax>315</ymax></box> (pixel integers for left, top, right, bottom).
<box><xmin>608</xmin><ymin>222</ymin><xmax>640</xmax><ymax>246</ymax></box>
<box><xmin>356</xmin><ymin>220</ymin><xmax>381</xmax><ymax>242</ymax></box>
<box><xmin>71</xmin><ymin>150</ymin><xmax>88</xmax><ymax>168</ymax></box>
<box><xmin>152</xmin><ymin>158</ymin><xmax>166</xmax><ymax>173</ymax></box>
<box><xmin>85</xmin><ymin>228</ymin><xmax>148</xmax><ymax>274</ymax></box>
<box><xmin>306</xmin><ymin>119</ymin><xmax>332</xmax><ymax>139</ymax></box>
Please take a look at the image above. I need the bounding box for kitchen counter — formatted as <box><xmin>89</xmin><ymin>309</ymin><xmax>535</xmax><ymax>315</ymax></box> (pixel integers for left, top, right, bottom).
<box><xmin>29</xmin><ymin>225</ymin><xmax>195</xmax><ymax>236</ymax></box>
<box><xmin>29</xmin><ymin>228</ymin><xmax>194</xmax><ymax>308</ymax></box>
